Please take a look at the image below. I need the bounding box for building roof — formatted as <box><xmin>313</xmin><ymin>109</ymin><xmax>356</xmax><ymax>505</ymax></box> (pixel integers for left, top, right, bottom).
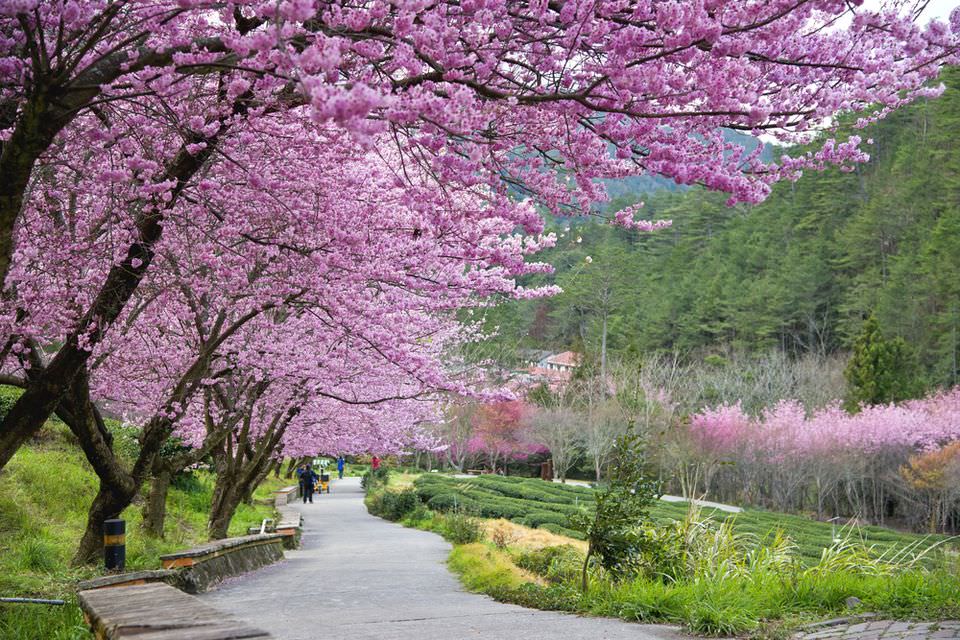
<box><xmin>545</xmin><ymin>351</ymin><xmax>580</xmax><ymax>368</ymax></box>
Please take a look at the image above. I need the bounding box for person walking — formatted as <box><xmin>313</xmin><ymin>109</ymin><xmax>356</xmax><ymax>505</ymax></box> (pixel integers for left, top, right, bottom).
<box><xmin>336</xmin><ymin>456</ymin><xmax>345</xmax><ymax>480</ymax></box>
<box><xmin>299</xmin><ymin>464</ymin><xmax>317</xmax><ymax>504</ymax></box>
<box><xmin>371</xmin><ymin>456</ymin><xmax>381</xmax><ymax>471</ymax></box>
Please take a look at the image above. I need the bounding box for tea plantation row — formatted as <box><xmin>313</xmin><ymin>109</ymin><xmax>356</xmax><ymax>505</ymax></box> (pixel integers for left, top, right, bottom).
<box><xmin>412</xmin><ymin>474</ymin><xmax>955</xmax><ymax>564</ymax></box>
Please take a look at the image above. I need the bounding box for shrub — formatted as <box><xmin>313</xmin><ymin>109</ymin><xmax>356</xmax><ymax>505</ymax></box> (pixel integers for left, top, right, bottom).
<box><xmin>569</xmin><ymin>432</ymin><xmax>659</xmax><ymax>590</ymax></box>
<box><xmin>404</xmin><ymin>504</ymin><xmax>433</xmax><ymax>525</ymax></box>
<box><xmin>442</xmin><ymin>512</ymin><xmax>484</xmax><ymax>545</ymax></box>
<box><xmin>367</xmin><ymin>489</ymin><xmax>419</xmax><ymax>521</ymax></box>
<box><xmin>361</xmin><ymin>467</ymin><xmax>390</xmax><ymax>491</ymax></box>
<box><xmin>427</xmin><ymin>492</ymin><xmax>476</xmax><ymax>512</ymax></box>
<box><xmin>516</xmin><ymin>545</ymin><xmax>584</xmax><ymax>585</ymax></box>
<box><xmin>490</xmin><ymin>523</ymin><xmax>517</xmax><ymax>550</ymax></box>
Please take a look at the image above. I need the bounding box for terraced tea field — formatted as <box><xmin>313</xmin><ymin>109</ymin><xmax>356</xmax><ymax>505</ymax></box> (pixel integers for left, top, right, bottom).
<box><xmin>413</xmin><ymin>474</ymin><xmax>957</xmax><ymax>565</ymax></box>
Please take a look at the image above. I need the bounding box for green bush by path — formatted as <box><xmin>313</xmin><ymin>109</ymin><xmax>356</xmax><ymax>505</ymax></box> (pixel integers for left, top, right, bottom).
<box><xmin>414</xmin><ymin>474</ymin><xmax>957</xmax><ymax>565</ymax></box>
<box><xmin>0</xmin><ymin>424</ymin><xmax>283</xmax><ymax>639</ymax></box>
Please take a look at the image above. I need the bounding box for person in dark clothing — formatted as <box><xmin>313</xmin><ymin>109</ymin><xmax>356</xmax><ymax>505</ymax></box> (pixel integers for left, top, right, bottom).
<box><xmin>337</xmin><ymin>456</ymin><xmax>345</xmax><ymax>480</ymax></box>
<box><xmin>299</xmin><ymin>465</ymin><xmax>317</xmax><ymax>503</ymax></box>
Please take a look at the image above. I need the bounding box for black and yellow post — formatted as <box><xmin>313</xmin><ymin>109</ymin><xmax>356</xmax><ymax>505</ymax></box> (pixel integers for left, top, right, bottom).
<box><xmin>104</xmin><ymin>519</ymin><xmax>125</xmax><ymax>572</ymax></box>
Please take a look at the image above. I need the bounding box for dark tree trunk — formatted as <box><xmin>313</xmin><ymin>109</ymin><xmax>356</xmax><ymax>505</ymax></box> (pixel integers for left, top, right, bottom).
<box><xmin>0</xmin><ymin>95</ymin><xmax>63</xmax><ymax>290</ymax></box>
<box><xmin>73</xmin><ymin>481</ymin><xmax>137</xmax><ymax>566</ymax></box>
<box><xmin>284</xmin><ymin>457</ymin><xmax>305</xmax><ymax>479</ymax></box>
<box><xmin>142</xmin><ymin>468</ymin><xmax>174</xmax><ymax>538</ymax></box>
<box><xmin>208</xmin><ymin>481</ymin><xmax>242</xmax><ymax>540</ymax></box>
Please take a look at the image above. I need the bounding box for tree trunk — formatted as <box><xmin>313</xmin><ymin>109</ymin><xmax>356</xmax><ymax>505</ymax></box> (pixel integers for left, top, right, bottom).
<box><xmin>209</xmin><ymin>440</ymin><xmax>242</xmax><ymax>540</ymax></box>
<box><xmin>208</xmin><ymin>484</ymin><xmax>242</xmax><ymax>540</ymax></box>
<box><xmin>580</xmin><ymin>546</ymin><xmax>593</xmax><ymax>592</ymax></box>
<box><xmin>142</xmin><ymin>468</ymin><xmax>173</xmax><ymax>538</ymax></box>
<box><xmin>284</xmin><ymin>457</ymin><xmax>302</xmax><ymax>479</ymax></box>
<box><xmin>73</xmin><ymin>481</ymin><xmax>137</xmax><ymax>566</ymax></box>
<box><xmin>0</xmin><ymin>94</ymin><xmax>61</xmax><ymax>292</ymax></box>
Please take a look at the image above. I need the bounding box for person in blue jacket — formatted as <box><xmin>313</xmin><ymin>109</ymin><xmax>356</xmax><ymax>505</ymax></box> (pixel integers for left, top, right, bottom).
<box><xmin>337</xmin><ymin>456</ymin><xmax>345</xmax><ymax>480</ymax></box>
<box><xmin>298</xmin><ymin>464</ymin><xmax>318</xmax><ymax>503</ymax></box>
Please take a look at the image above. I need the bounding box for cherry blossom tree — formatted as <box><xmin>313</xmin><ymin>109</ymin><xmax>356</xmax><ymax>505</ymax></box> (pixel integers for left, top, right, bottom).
<box><xmin>1</xmin><ymin>1</ymin><xmax>958</xmax><ymax>477</ymax></box>
<box><xmin>469</xmin><ymin>400</ymin><xmax>535</xmax><ymax>471</ymax></box>
<box><xmin>688</xmin><ymin>389</ymin><xmax>960</xmax><ymax>528</ymax></box>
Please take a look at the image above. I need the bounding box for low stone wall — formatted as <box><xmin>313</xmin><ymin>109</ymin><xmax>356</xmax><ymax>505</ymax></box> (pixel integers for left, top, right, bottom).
<box><xmin>77</xmin><ymin>570</ymin><xmax>181</xmax><ymax>592</ymax></box>
<box><xmin>159</xmin><ymin>533</ymin><xmax>285</xmax><ymax>594</ymax></box>
<box><xmin>79</xmin><ymin>481</ymin><xmax>304</xmax><ymax>636</ymax></box>
<box><xmin>272</xmin><ymin>484</ymin><xmax>299</xmax><ymax>506</ymax></box>
<box><xmin>78</xmin><ymin>582</ymin><xmax>272</xmax><ymax>639</ymax></box>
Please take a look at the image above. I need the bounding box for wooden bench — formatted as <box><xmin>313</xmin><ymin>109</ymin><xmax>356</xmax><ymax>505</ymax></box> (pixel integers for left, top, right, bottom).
<box><xmin>79</xmin><ymin>582</ymin><xmax>271</xmax><ymax>639</ymax></box>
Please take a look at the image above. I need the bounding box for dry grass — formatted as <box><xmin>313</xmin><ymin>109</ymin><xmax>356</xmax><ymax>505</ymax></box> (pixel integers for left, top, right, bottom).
<box><xmin>481</xmin><ymin>518</ymin><xmax>588</xmax><ymax>552</ymax></box>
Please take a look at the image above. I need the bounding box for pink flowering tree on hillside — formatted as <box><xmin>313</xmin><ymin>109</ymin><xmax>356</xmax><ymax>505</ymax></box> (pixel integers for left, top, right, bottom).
<box><xmin>468</xmin><ymin>400</ymin><xmax>540</xmax><ymax>472</ymax></box>
<box><xmin>688</xmin><ymin>389</ymin><xmax>960</xmax><ymax>530</ymax></box>
<box><xmin>1</xmin><ymin>1</ymin><xmax>958</xmax><ymax>475</ymax></box>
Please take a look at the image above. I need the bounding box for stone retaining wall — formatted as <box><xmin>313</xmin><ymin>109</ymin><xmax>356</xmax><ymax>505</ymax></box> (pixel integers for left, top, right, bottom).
<box><xmin>159</xmin><ymin>533</ymin><xmax>285</xmax><ymax>594</ymax></box>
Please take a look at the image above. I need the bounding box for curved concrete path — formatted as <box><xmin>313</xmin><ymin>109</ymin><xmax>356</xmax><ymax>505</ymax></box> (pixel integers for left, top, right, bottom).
<box><xmin>201</xmin><ymin>476</ymin><xmax>686</xmax><ymax>640</ymax></box>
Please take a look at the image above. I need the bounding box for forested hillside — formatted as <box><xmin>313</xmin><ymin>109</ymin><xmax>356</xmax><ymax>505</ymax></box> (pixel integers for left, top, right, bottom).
<box><xmin>485</xmin><ymin>67</ymin><xmax>960</xmax><ymax>391</ymax></box>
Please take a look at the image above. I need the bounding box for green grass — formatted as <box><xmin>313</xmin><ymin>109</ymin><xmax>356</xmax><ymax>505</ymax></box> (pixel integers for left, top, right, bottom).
<box><xmin>414</xmin><ymin>474</ymin><xmax>958</xmax><ymax>565</ymax></box>
<box><xmin>449</xmin><ymin>543</ymin><xmax>531</xmax><ymax>592</ymax></box>
<box><xmin>0</xmin><ymin>422</ymin><xmax>284</xmax><ymax>639</ymax></box>
<box><xmin>580</xmin><ymin>566</ymin><xmax>960</xmax><ymax>635</ymax></box>
<box><xmin>444</xmin><ymin>538</ymin><xmax>960</xmax><ymax>637</ymax></box>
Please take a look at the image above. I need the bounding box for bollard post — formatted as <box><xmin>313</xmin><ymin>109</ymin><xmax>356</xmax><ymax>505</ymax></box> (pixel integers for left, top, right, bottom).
<box><xmin>104</xmin><ymin>519</ymin><xmax>125</xmax><ymax>572</ymax></box>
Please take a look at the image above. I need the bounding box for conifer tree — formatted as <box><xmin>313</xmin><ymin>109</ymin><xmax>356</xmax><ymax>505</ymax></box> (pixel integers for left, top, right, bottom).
<box><xmin>844</xmin><ymin>315</ymin><xmax>922</xmax><ymax>411</ymax></box>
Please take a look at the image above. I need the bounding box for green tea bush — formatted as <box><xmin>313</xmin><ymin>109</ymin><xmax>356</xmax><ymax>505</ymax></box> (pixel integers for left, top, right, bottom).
<box><xmin>0</xmin><ymin>386</ymin><xmax>21</xmax><ymax>422</ymax></box>
<box><xmin>539</xmin><ymin>523</ymin><xmax>586</xmax><ymax>539</ymax></box>
<box><xmin>366</xmin><ymin>489</ymin><xmax>420</xmax><ymax>521</ymax></box>
<box><xmin>427</xmin><ymin>493</ymin><xmax>476</xmax><ymax>512</ymax></box>
<box><xmin>520</xmin><ymin>511</ymin><xmax>569</xmax><ymax>528</ymax></box>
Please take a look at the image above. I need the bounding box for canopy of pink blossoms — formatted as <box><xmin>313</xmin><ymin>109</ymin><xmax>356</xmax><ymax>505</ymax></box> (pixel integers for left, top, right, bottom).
<box><xmin>0</xmin><ymin>0</ymin><xmax>958</xmax><ymax>461</ymax></box>
<box><xmin>691</xmin><ymin>389</ymin><xmax>960</xmax><ymax>462</ymax></box>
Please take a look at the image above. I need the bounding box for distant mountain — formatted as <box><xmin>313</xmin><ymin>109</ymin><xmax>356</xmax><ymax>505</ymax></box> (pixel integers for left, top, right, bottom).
<box><xmin>600</xmin><ymin>129</ymin><xmax>773</xmax><ymax>207</ymax></box>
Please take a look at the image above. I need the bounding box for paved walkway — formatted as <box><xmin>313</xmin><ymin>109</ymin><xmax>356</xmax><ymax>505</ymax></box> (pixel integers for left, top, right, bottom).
<box><xmin>200</xmin><ymin>477</ymin><xmax>685</xmax><ymax>640</ymax></box>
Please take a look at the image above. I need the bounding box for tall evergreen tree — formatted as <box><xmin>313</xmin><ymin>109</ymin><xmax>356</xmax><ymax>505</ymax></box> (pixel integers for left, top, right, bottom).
<box><xmin>844</xmin><ymin>315</ymin><xmax>922</xmax><ymax>411</ymax></box>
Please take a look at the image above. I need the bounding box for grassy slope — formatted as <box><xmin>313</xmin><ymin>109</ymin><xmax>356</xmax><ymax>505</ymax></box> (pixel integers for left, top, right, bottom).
<box><xmin>0</xmin><ymin>422</ymin><xmax>285</xmax><ymax>639</ymax></box>
<box><xmin>414</xmin><ymin>474</ymin><xmax>957</xmax><ymax>565</ymax></box>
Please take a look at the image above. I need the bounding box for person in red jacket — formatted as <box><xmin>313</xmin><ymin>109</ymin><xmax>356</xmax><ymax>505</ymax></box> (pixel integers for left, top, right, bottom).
<box><xmin>371</xmin><ymin>456</ymin><xmax>381</xmax><ymax>471</ymax></box>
